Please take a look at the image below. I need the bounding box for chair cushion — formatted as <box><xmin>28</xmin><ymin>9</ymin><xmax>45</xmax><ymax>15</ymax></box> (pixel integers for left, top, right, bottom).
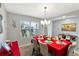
<box><xmin>2</xmin><ymin>43</ymin><xmax>11</xmax><ymax>51</ymax></box>
<box><xmin>66</xmin><ymin>36</ymin><xmax>71</xmax><ymax>41</ymax></box>
<box><xmin>58</xmin><ymin>34</ymin><xmax>66</xmax><ymax>39</ymax></box>
<box><xmin>0</xmin><ymin>47</ymin><xmax>10</xmax><ymax>56</ymax></box>
<box><xmin>67</xmin><ymin>34</ymin><xmax>77</xmax><ymax>41</ymax></box>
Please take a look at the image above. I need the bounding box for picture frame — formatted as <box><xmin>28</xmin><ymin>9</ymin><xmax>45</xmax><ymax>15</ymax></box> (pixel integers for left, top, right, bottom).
<box><xmin>0</xmin><ymin>14</ymin><xmax>3</xmax><ymax>33</ymax></box>
<box><xmin>61</xmin><ymin>23</ymin><xmax>76</xmax><ymax>32</ymax></box>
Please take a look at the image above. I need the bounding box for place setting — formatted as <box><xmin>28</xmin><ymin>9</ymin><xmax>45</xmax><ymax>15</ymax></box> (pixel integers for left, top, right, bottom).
<box><xmin>56</xmin><ymin>40</ymin><xmax>67</xmax><ymax>46</ymax></box>
<box><xmin>44</xmin><ymin>37</ymin><xmax>53</xmax><ymax>44</ymax></box>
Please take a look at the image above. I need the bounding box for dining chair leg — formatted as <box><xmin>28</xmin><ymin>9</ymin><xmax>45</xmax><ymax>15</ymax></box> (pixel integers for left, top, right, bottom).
<box><xmin>32</xmin><ymin>48</ymin><xmax>35</xmax><ymax>55</ymax></box>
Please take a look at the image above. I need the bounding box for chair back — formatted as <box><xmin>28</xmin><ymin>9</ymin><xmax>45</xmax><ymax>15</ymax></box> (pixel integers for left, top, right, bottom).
<box><xmin>10</xmin><ymin>41</ymin><xmax>20</xmax><ymax>56</ymax></box>
<box><xmin>32</xmin><ymin>39</ymin><xmax>39</xmax><ymax>50</ymax></box>
<box><xmin>67</xmin><ymin>41</ymin><xmax>77</xmax><ymax>56</ymax></box>
<box><xmin>38</xmin><ymin>40</ymin><xmax>49</xmax><ymax>56</ymax></box>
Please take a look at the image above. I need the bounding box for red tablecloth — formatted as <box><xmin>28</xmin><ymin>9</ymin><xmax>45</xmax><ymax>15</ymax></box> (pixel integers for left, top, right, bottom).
<box><xmin>33</xmin><ymin>36</ymin><xmax>72</xmax><ymax>56</ymax></box>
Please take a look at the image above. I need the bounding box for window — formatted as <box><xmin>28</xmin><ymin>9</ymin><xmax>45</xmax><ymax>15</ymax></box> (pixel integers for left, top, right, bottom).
<box><xmin>31</xmin><ymin>21</ymin><xmax>39</xmax><ymax>36</ymax></box>
<box><xmin>20</xmin><ymin>21</ymin><xmax>39</xmax><ymax>43</ymax></box>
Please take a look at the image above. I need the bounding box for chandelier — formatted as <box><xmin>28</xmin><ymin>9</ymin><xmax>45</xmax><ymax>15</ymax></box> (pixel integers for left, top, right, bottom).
<box><xmin>40</xmin><ymin>7</ymin><xmax>50</xmax><ymax>25</ymax></box>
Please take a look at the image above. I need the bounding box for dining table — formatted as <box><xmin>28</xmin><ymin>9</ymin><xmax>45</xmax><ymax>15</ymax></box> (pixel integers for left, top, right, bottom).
<box><xmin>33</xmin><ymin>35</ymin><xmax>72</xmax><ymax>56</ymax></box>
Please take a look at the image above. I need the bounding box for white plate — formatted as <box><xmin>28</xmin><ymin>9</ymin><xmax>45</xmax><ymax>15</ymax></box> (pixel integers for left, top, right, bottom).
<box><xmin>45</xmin><ymin>40</ymin><xmax>53</xmax><ymax>44</ymax></box>
<box><xmin>56</xmin><ymin>41</ymin><xmax>67</xmax><ymax>45</ymax></box>
<box><xmin>38</xmin><ymin>38</ymin><xmax>44</xmax><ymax>40</ymax></box>
<box><xmin>61</xmin><ymin>42</ymin><xmax>67</xmax><ymax>45</ymax></box>
<box><xmin>56</xmin><ymin>41</ymin><xmax>61</xmax><ymax>44</ymax></box>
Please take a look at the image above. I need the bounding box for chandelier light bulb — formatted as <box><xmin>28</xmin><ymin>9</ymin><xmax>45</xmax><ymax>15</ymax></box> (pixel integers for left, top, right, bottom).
<box><xmin>40</xmin><ymin>20</ymin><xmax>44</xmax><ymax>25</ymax></box>
<box><xmin>48</xmin><ymin>20</ymin><xmax>51</xmax><ymax>24</ymax></box>
<box><xmin>44</xmin><ymin>19</ymin><xmax>48</xmax><ymax>25</ymax></box>
<box><xmin>40</xmin><ymin>20</ymin><xmax>43</xmax><ymax>24</ymax></box>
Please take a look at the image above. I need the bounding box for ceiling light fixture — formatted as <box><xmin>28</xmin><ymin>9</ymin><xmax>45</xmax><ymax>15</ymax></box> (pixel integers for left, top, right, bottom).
<box><xmin>40</xmin><ymin>7</ymin><xmax>50</xmax><ymax>25</ymax></box>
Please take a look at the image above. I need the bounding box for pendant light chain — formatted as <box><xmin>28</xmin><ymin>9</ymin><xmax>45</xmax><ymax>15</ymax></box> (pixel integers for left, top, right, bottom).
<box><xmin>40</xmin><ymin>6</ymin><xmax>50</xmax><ymax>25</ymax></box>
<box><xmin>44</xmin><ymin>7</ymin><xmax>47</xmax><ymax>19</ymax></box>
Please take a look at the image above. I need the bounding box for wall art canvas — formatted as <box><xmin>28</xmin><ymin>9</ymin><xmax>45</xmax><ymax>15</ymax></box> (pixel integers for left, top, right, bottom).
<box><xmin>0</xmin><ymin>15</ymin><xmax>3</xmax><ymax>33</ymax></box>
<box><xmin>61</xmin><ymin>23</ymin><xmax>76</xmax><ymax>31</ymax></box>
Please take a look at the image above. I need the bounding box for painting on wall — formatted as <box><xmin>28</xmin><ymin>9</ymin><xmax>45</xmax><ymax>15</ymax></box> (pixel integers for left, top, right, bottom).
<box><xmin>61</xmin><ymin>23</ymin><xmax>76</xmax><ymax>32</ymax></box>
<box><xmin>0</xmin><ymin>15</ymin><xmax>3</xmax><ymax>33</ymax></box>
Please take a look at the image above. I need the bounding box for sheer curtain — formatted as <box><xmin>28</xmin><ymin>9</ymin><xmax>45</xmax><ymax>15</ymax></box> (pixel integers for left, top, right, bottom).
<box><xmin>20</xmin><ymin>21</ymin><xmax>39</xmax><ymax>44</ymax></box>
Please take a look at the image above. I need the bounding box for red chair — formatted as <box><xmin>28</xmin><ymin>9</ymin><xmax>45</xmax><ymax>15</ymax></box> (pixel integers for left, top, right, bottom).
<box><xmin>0</xmin><ymin>47</ymin><xmax>10</xmax><ymax>56</ymax></box>
<box><xmin>0</xmin><ymin>41</ymin><xmax>20</xmax><ymax>56</ymax></box>
<box><xmin>10</xmin><ymin>41</ymin><xmax>20</xmax><ymax>56</ymax></box>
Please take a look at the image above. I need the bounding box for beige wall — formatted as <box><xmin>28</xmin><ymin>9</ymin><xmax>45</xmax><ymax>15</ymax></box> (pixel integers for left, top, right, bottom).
<box><xmin>7</xmin><ymin>12</ymin><xmax>42</xmax><ymax>46</ymax></box>
<box><xmin>0</xmin><ymin>3</ymin><xmax>7</xmax><ymax>43</ymax></box>
<box><xmin>52</xmin><ymin>10</ymin><xmax>79</xmax><ymax>51</ymax></box>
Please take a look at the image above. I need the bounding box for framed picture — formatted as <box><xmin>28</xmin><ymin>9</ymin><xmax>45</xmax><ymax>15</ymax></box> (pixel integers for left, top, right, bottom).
<box><xmin>61</xmin><ymin>23</ymin><xmax>76</xmax><ymax>32</ymax></box>
<box><xmin>0</xmin><ymin>15</ymin><xmax>3</xmax><ymax>33</ymax></box>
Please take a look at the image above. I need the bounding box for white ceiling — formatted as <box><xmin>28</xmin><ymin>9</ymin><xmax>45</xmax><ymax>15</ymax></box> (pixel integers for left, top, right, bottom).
<box><xmin>4</xmin><ymin>3</ymin><xmax>79</xmax><ymax>19</ymax></box>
